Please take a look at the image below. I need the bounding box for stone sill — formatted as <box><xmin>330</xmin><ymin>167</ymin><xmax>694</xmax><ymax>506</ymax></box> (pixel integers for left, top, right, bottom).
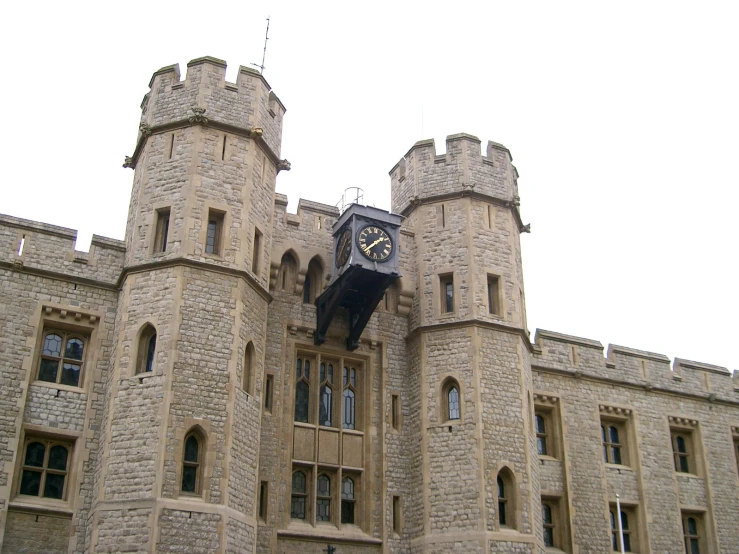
<box><xmin>279</xmin><ymin>523</ymin><xmax>382</xmax><ymax>545</ymax></box>
<box><xmin>605</xmin><ymin>463</ymin><xmax>634</xmax><ymax>473</ymax></box>
<box><xmin>9</xmin><ymin>499</ymin><xmax>73</xmax><ymax>517</ymax></box>
<box><xmin>30</xmin><ymin>381</ymin><xmax>86</xmax><ymax>396</ymax></box>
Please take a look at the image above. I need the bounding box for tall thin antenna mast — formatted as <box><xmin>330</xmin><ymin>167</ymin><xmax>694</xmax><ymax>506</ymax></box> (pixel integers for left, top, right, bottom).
<box><xmin>251</xmin><ymin>16</ymin><xmax>270</xmax><ymax>74</ymax></box>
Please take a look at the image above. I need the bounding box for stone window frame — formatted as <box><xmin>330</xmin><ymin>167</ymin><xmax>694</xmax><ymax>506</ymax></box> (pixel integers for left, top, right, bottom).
<box><xmin>668</xmin><ymin>416</ymin><xmax>703</xmax><ymax>477</ymax></box>
<box><xmin>12</xmin><ymin>425</ymin><xmax>81</xmax><ymax>511</ymax></box>
<box><xmin>135</xmin><ymin>323</ymin><xmax>157</xmax><ymax>375</ymax></box>
<box><xmin>291</xmin><ymin>466</ymin><xmax>311</xmax><ymax>521</ymax></box>
<box><xmin>277</xmin><ymin>250</ymin><xmax>299</xmax><ymax>293</ymax></box>
<box><xmin>32</xmin><ymin>306</ymin><xmax>100</xmax><ymax>393</ymax></box>
<box><xmin>152</xmin><ymin>206</ymin><xmax>171</xmax><ymax>254</ymax></box>
<box><xmin>173</xmin><ymin>421</ymin><xmax>212</xmax><ymax>500</ymax></box>
<box><xmin>438</xmin><ymin>272</ymin><xmax>455</xmax><ymax>316</ymax></box>
<box><xmin>201</xmin><ymin>205</ymin><xmax>228</xmax><ymax>257</ymax></box>
<box><xmin>495</xmin><ymin>465</ymin><xmax>518</xmax><ymax>531</ymax></box>
<box><xmin>732</xmin><ymin>426</ymin><xmax>739</xmax><ymax>478</ymax></box>
<box><xmin>599</xmin><ymin>405</ymin><xmax>634</xmax><ymax>468</ymax></box>
<box><xmin>681</xmin><ymin>510</ymin><xmax>709</xmax><ymax>554</ymax></box>
<box><xmin>242</xmin><ymin>340</ymin><xmax>256</xmax><ymax>395</ymax></box>
<box><xmin>541</xmin><ymin>496</ymin><xmax>565</xmax><ymax>549</ymax></box>
<box><xmin>302</xmin><ymin>256</ymin><xmax>324</xmax><ymax>305</ymax></box>
<box><xmin>534</xmin><ymin>394</ymin><xmax>560</xmax><ymax>459</ymax></box>
<box><xmin>440</xmin><ymin>376</ymin><xmax>463</xmax><ymax>424</ymax></box>
<box><xmin>486</xmin><ymin>273</ymin><xmax>502</xmax><ymax>317</ymax></box>
<box><xmin>340</xmin><ymin>473</ymin><xmax>359</xmax><ymax>526</ymax></box>
<box><xmin>609</xmin><ymin>502</ymin><xmax>639</xmax><ymax>553</ymax></box>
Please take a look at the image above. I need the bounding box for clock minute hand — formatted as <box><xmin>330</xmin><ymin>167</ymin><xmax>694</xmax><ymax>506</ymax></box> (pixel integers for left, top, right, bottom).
<box><xmin>363</xmin><ymin>237</ymin><xmax>385</xmax><ymax>252</ymax></box>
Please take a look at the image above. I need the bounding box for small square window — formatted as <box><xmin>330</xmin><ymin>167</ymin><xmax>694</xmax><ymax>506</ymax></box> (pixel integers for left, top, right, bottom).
<box><xmin>205</xmin><ymin>209</ymin><xmax>225</xmax><ymax>255</ymax></box>
<box><xmin>153</xmin><ymin>207</ymin><xmax>170</xmax><ymax>253</ymax></box>
<box><xmin>440</xmin><ymin>274</ymin><xmax>454</xmax><ymax>314</ymax></box>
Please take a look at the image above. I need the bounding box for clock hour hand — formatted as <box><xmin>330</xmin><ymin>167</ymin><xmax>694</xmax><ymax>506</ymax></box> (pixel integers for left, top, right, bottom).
<box><xmin>362</xmin><ymin>236</ymin><xmax>387</xmax><ymax>252</ymax></box>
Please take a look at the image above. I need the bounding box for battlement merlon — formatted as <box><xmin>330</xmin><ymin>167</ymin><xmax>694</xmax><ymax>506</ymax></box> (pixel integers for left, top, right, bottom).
<box><xmin>0</xmin><ymin>214</ymin><xmax>125</xmax><ymax>286</ymax></box>
<box><xmin>139</xmin><ymin>56</ymin><xmax>286</xmax><ymax>160</ymax></box>
<box><xmin>533</xmin><ymin>328</ymin><xmax>738</xmax><ymax>399</ymax></box>
<box><xmin>389</xmin><ymin>134</ymin><xmax>521</xmax><ymax>216</ymax></box>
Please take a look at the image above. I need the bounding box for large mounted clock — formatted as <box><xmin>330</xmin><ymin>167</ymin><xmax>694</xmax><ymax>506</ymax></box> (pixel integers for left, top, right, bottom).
<box><xmin>357</xmin><ymin>225</ymin><xmax>393</xmax><ymax>262</ymax></box>
<box><xmin>317</xmin><ymin>204</ymin><xmax>402</xmax><ymax>350</ymax></box>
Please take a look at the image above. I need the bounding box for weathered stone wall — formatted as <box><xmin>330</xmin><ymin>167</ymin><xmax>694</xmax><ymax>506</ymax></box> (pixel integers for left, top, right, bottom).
<box><xmin>2</xmin><ymin>510</ymin><xmax>71</xmax><ymax>554</ymax></box>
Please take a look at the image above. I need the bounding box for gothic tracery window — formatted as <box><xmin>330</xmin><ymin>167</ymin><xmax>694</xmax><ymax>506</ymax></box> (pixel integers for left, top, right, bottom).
<box><xmin>316</xmin><ymin>474</ymin><xmax>331</xmax><ymax>521</ymax></box>
<box><xmin>295</xmin><ymin>357</ymin><xmax>311</xmax><ymax>423</ymax></box>
<box><xmin>291</xmin><ymin>470</ymin><xmax>307</xmax><ymax>519</ymax></box>
<box><xmin>341</xmin><ymin>476</ymin><xmax>356</xmax><ymax>524</ymax></box>
<box><xmin>181</xmin><ymin>430</ymin><xmax>203</xmax><ymax>494</ymax></box>
<box><xmin>320</xmin><ymin>362</ymin><xmax>334</xmax><ymax>426</ymax></box>
<box><xmin>343</xmin><ymin>365</ymin><xmax>357</xmax><ymax>430</ymax></box>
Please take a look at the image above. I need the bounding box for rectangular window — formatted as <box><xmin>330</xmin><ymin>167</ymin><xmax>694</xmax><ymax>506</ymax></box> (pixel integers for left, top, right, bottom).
<box><xmin>601</xmin><ymin>417</ymin><xmax>629</xmax><ymax>466</ymax></box>
<box><xmin>541</xmin><ymin>500</ymin><xmax>557</xmax><ymax>548</ymax></box>
<box><xmin>487</xmin><ymin>275</ymin><xmax>500</xmax><ymax>315</ymax></box>
<box><xmin>535</xmin><ymin>408</ymin><xmax>555</xmax><ymax>457</ymax></box>
<box><xmin>18</xmin><ymin>436</ymin><xmax>73</xmax><ymax>501</ymax></box>
<box><xmin>682</xmin><ymin>511</ymin><xmax>706</xmax><ymax>554</ymax></box>
<box><xmin>252</xmin><ymin>227</ymin><xmax>262</xmax><ymax>274</ymax></box>
<box><xmin>154</xmin><ymin>207</ymin><xmax>170</xmax><ymax>253</ymax></box>
<box><xmin>392</xmin><ymin>495</ymin><xmax>401</xmax><ymax>534</ymax></box>
<box><xmin>671</xmin><ymin>428</ymin><xmax>695</xmax><ymax>474</ymax></box>
<box><xmin>37</xmin><ymin>329</ymin><xmax>88</xmax><ymax>388</ymax></box>
<box><xmin>440</xmin><ymin>274</ymin><xmax>454</xmax><ymax>314</ymax></box>
<box><xmin>610</xmin><ymin>504</ymin><xmax>637</xmax><ymax>552</ymax></box>
<box><xmin>391</xmin><ymin>394</ymin><xmax>400</xmax><ymax>431</ymax></box>
<box><xmin>259</xmin><ymin>481</ymin><xmax>268</xmax><ymax>520</ymax></box>
<box><xmin>341</xmin><ymin>474</ymin><xmax>357</xmax><ymax>524</ymax></box>
<box><xmin>205</xmin><ymin>209</ymin><xmax>224</xmax><ymax>255</ymax></box>
<box><xmin>264</xmin><ymin>374</ymin><xmax>274</xmax><ymax>413</ymax></box>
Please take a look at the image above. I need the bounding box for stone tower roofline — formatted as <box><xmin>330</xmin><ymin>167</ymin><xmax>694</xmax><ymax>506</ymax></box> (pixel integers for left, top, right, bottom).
<box><xmin>533</xmin><ymin>328</ymin><xmax>739</xmax><ymax>402</ymax></box>
<box><xmin>126</xmin><ymin>56</ymin><xmax>289</xmax><ymax>171</ymax></box>
<box><xmin>388</xmin><ymin>133</ymin><xmax>528</xmax><ymax>232</ymax></box>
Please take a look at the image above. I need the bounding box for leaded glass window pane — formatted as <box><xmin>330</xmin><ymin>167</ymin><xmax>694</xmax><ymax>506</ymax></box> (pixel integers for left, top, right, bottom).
<box><xmin>43</xmin><ymin>334</ymin><xmax>62</xmax><ymax>357</ymax></box>
<box><xmin>688</xmin><ymin>517</ymin><xmax>697</xmax><ymax>535</ymax></box>
<box><xmin>65</xmin><ymin>338</ymin><xmax>84</xmax><ymax>360</ymax></box>
<box><xmin>343</xmin><ymin>388</ymin><xmax>355</xmax><ymax>429</ymax></box>
<box><xmin>292</xmin><ymin>471</ymin><xmax>306</xmax><ymax>493</ymax></box>
<box><xmin>295</xmin><ymin>380</ymin><xmax>309</xmax><ymax>423</ymax></box>
<box><xmin>317</xmin><ymin>474</ymin><xmax>330</xmax><ymax>496</ymax></box>
<box><xmin>341</xmin><ymin>478</ymin><xmax>355</xmax><ymax>524</ymax></box>
<box><xmin>206</xmin><ymin>221</ymin><xmax>217</xmax><ymax>253</ymax></box>
<box><xmin>320</xmin><ymin>362</ymin><xmax>325</xmax><ymax>382</ymax></box>
<box><xmin>38</xmin><ymin>358</ymin><xmax>59</xmax><ymax>382</ymax></box>
<box><xmin>44</xmin><ymin>473</ymin><xmax>65</xmax><ymax>499</ymax></box>
<box><xmin>611</xmin><ymin>444</ymin><xmax>622</xmax><ymax>465</ymax></box>
<box><xmin>543</xmin><ymin>526</ymin><xmax>554</xmax><ymax>547</ymax></box>
<box><xmin>304</xmin><ymin>360</ymin><xmax>310</xmax><ymax>379</ymax></box>
<box><xmin>184</xmin><ymin>435</ymin><xmax>199</xmax><ymax>463</ymax></box>
<box><xmin>181</xmin><ymin>466</ymin><xmax>197</xmax><ymax>493</ymax></box>
<box><xmin>542</xmin><ymin>504</ymin><xmax>552</xmax><ymax>524</ymax></box>
<box><xmin>497</xmin><ymin>476</ymin><xmax>504</xmax><ymax>498</ymax></box>
<box><xmin>320</xmin><ymin>385</ymin><xmax>332</xmax><ymax>427</ymax></box>
<box><xmin>609</xmin><ymin>426</ymin><xmax>620</xmax><ymax>444</ymax></box>
<box><xmin>20</xmin><ymin>470</ymin><xmax>41</xmax><ymax>496</ymax></box>
<box><xmin>537</xmin><ymin>437</ymin><xmax>547</xmax><ymax>456</ymax></box>
<box><xmin>25</xmin><ymin>442</ymin><xmax>45</xmax><ymax>467</ymax></box>
<box><xmin>327</xmin><ymin>364</ymin><xmax>333</xmax><ymax>384</ymax></box>
<box><xmin>60</xmin><ymin>363</ymin><xmax>81</xmax><ymax>387</ymax></box>
<box><xmin>48</xmin><ymin>445</ymin><xmax>68</xmax><ymax>470</ymax></box>
<box><xmin>296</xmin><ymin>358</ymin><xmax>302</xmax><ymax>378</ymax></box>
<box><xmin>145</xmin><ymin>335</ymin><xmax>156</xmax><ymax>372</ymax></box>
<box><xmin>535</xmin><ymin>415</ymin><xmax>546</xmax><ymax>434</ymax></box>
<box><xmin>316</xmin><ymin>474</ymin><xmax>331</xmax><ymax>522</ymax></box>
<box><xmin>448</xmin><ymin>386</ymin><xmax>460</xmax><ymax>420</ymax></box>
<box><xmin>291</xmin><ymin>495</ymin><xmax>306</xmax><ymax>519</ymax></box>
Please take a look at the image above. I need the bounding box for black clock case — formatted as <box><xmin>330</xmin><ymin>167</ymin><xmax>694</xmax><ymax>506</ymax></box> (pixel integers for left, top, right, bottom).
<box><xmin>330</xmin><ymin>204</ymin><xmax>402</xmax><ymax>285</ymax></box>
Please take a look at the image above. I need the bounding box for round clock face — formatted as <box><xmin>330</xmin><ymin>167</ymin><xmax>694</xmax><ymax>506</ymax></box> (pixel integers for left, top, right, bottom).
<box><xmin>335</xmin><ymin>228</ymin><xmax>352</xmax><ymax>267</ymax></box>
<box><xmin>357</xmin><ymin>225</ymin><xmax>393</xmax><ymax>262</ymax></box>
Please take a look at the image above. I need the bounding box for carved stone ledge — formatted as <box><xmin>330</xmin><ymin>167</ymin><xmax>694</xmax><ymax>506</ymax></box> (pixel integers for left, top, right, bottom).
<box><xmin>668</xmin><ymin>416</ymin><xmax>698</xmax><ymax>427</ymax></box>
<box><xmin>599</xmin><ymin>405</ymin><xmax>632</xmax><ymax>416</ymax></box>
<box><xmin>533</xmin><ymin>393</ymin><xmax>559</xmax><ymax>406</ymax></box>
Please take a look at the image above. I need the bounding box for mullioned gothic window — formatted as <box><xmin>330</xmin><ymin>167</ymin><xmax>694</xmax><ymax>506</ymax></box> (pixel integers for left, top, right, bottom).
<box><xmin>343</xmin><ymin>366</ymin><xmax>357</xmax><ymax>429</ymax></box>
<box><xmin>181</xmin><ymin>430</ymin><xmax>203</xmax><ymax>495</ymax></box>
<box><xmin>18</xmin><ymin>438</ymin><xmax>72</xmax><ymax>500</ymax></box>
<box><xmin>291</xmin><ymin>470</ymin><xmax>308</xmax><ymax>519</ymax></box>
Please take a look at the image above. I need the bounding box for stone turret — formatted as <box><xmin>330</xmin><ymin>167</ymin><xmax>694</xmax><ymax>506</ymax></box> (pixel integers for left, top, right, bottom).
<box><xmin>89</xmin><ymin>57</ymin><xmax>285</xmax><ymax>552</ymax></box>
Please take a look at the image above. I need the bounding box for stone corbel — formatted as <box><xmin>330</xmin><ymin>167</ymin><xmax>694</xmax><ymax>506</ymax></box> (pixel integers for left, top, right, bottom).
<box><xmin>139</xmin><ymin>123</ymin><xmax>152</xmax><ymax>137</ymax></box>
<box><xmin>277</xmin><ymin>159</ymin><xmax>291</xmax><ymax>173</ymax></box>
<box><xmin>123</xmin><ymin>156</ymin><xmax>134</xmax><ymax>169</ymax></box>
<box><xmin>189</xmin><ymin>107</ymin><xmax>209</xmax><ymax>125</ymax></box>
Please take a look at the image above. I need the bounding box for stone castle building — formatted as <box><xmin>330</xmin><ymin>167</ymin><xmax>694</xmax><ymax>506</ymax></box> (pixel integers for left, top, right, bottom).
<box><xmin>0</xmin><ymin>56</ymin><xmax>737</xmax><ymax>554</ymax></box>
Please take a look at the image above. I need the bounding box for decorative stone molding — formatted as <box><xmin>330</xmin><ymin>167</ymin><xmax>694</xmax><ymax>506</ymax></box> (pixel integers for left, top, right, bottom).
<box><xmin>11</xmin><ymin>259</ymin><xmax>23</xmax><ymax>271</ymax></box>
<box><xmin>533</xmin><ymin>393</ymin><xmax>559</xmax><ymax>406</ymax></box>
<box><xmin>43</xmin><ymin>305</ymin><xmax>98</xmax><ymax>324</ymax></box>
<box><xmin>123</xmin><ymin>156</ymin><xmax>133</xmax><ymax>169</ymax></box>
<box><xmin>599</xmin><ymin>405</ymin><xmax>632</xmax><ymax>416</ymax></box>
<box><xmin>668</xmin><ymin>416</ymin><xmax>698</xmax><ymax>427</ymax></box>
<box><xmin>277</xmin><ymin>159</ymin><xmax>291</xmax><ymax>173</ymax></box>
<box><xmin>188</xmin><ymin>107</ymin><xmax>209</xmax><ymax>124</ymax></box>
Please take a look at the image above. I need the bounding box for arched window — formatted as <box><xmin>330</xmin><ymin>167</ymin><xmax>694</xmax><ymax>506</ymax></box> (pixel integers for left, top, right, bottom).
<box><xmin>343</xmin><ymin>365</ymin><xmax>358</xmax><ymax>430</ymax></box>
<box><xmin>295</xmin><ymin>357</ymin><xmax>311</xmax><ymax>423</ymax></box>
<box><xmin>243</xmin><ymin>341</ymin><xmax>255</xmax><ymax>394</ymax></box>
<box><xmin>303</xmin><ymin>256</ymin><xmax>323</xmax><ymax>304</ymax></box>
<box><xmin>291</xmin><ymin>470</ymin><xmax>307</xmax><ymax>519</ymax></box>
<box><xmin>682</xmin><ymin>515</ymin><xmax>700</xmax><ymax>554</ymax></box>
<box><xmin>38</xmin><ymin>330</ymin><xmax>86</xmax><ymax>387</ymax></box>
<box><xmin>601</xmin><ymin>424</ymin><xmax>622</xmax><ymax>465</ymax></box>
<box><xmin>542</xmin><ymin>502</ymin><xmax>555</xmax><ymax>547</ymax></box>
<box><xmin>19</xmin><ymin>438</ymin><xmax>71</xmax><ymax>500</ymax></box>
<box><xmin>496</xmin><ymin>468</ymin><xmax>516</xmax><ymax>529</ymax></box>
<box><xmin>181</xmin><ymin>430</ymin><xmax>203</xmax><ymax>494</ymax></box>
<box><xmin>278</xmin><ymin>252</ymin><xmax>298</xmax><ymax>293</ymax></box>
<box><xmin>535</xmin><ymin>414</ymin><xmax>548</xmax><ymax>455</ymax></box>
<box><xmin>316</xmin><ymin>474</ymin><xmax>331</xmax><ymax>521</ymax></box>
<box><xmin>319</xmin><ymin>361</ymin><xmax>334</xmax><ymax>426</ymax></box>
<box><xmin>341</xmin><ymin>476</ymin><xmax>356</xmax><ymax>524</ymax></box>
<box><xmin>442</xmin><ymin>378</ymin><xmax>461</xmax><ymax>422</ymax></box>
<box><xmin>610</xmin><ymin>509</ymin><xmax>632</xmax><ymax>552</ymax></box>
<box><xmin>136</xmin><ymin>324</ymin><xmax>157</xmax><ymax>374</ymax></box>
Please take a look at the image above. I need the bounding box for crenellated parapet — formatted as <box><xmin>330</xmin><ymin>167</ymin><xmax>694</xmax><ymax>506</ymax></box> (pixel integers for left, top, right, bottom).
<box><xmin>532</xmin><ymin>328</ymin><xmax>738</xmax><ymax>402</ymax></box>
<box><xmin>129</xmin><ymin>56</ymin><xmax>287</xmax><ymax>169</ymax></box>
<box><xmin>0</xmin><ymin>214</ymin><xmax>125</xmax><ymax>286</ymax></box>
<box><xmin>389</xmin><ymin>134</ymin><xmax>522</xmax><ymax>225</ymax></box>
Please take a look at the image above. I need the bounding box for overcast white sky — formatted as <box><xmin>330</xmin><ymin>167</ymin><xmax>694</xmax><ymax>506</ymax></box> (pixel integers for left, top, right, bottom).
<box><xmin>2</xmin><ymin>1</ymin><xmax>737</xmax><ymax>371</ymax></box>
